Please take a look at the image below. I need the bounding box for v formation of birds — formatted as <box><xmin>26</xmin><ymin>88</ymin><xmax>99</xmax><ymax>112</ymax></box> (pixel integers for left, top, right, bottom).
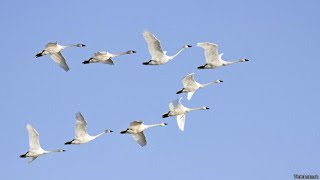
<box><xmin>21</xmin><ymin>30</ymin><xmax>249</xmax><ymax>163</ymax></box>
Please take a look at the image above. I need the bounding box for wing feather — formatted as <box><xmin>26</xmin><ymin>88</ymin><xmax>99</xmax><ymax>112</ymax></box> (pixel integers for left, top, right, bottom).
<box><xmin>50</xmin><ymin>52</ymin><xmax>69</xmax><ymax>71</ymax></box>
<box><xmin>75</xmin><ymin>112</ymin><xmax>88</xmax><ymax>138</ymax></box>
<box><xmin>143</xmin><ymin>31</ymin><xmax>165</xmax><ymax>59</ymax></box>
<box><xmin>132</xmin><ymin>132</ymin><xmax>147</xmax><ymax>147</ymax></box>
<box><xmin>26</xmin><ymin>124</ymin><xmax>41</xmax><ymax>151</ymax></box>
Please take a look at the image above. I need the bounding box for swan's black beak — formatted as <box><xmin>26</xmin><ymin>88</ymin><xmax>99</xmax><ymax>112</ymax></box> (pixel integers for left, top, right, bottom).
<box><xmin>187</xmin><ymin>45</ymin><xmax>192</xmax><ymax>47</ymax></box>
<box><xmin>81</xmin><ymin>44</ymin><xmax>86</xmax><ymax>47</ymax></box>
<box><xmin>244</xmin><ymin>59</ymin><xmax>249</xmax><ymax>61</ymax></box>
<box><xmin>219</xmin><ymin>80</ymin><xmax>223</xmax><ymax>82</ymax></box>
<box><xmin>132</xmin><ymin>51</ymin><xmax>136</xmax><ymax>53</ymax></box>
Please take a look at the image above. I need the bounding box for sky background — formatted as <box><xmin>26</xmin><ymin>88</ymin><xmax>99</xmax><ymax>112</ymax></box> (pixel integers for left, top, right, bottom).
<box><xmin>1</xmin><ymin>0</ymin><xmax>320</xmax><ymax>179</ymax></box>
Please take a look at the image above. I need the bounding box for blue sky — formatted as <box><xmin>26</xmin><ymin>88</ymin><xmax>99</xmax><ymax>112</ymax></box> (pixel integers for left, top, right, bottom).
<box><xmin>1</xmin><ymin>0</ymin><xmax>320</xmax><ymax>179</ymax></box>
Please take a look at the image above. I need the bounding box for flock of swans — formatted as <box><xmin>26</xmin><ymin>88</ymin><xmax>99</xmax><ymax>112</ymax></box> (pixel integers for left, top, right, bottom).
<box><xmin>21</xmin><ymin>30</ymin><xmax>249</xmax><ymax>163</ymax></box>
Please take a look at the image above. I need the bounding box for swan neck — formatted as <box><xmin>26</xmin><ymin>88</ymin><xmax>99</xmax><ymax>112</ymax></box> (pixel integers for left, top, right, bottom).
<box><xmin>144</xmin><ymin>124</ymin><xmax>162</xmax><ymax>130</ymax></box>
<box><xmin>168</xmin><ymin>47</ymin><xmax>186</xmax><ymax>60</ymax></box>
<box><xmin>187</xmin><ymin>107</ymin><xmax>204</xmax><ymax>112</ymax></box>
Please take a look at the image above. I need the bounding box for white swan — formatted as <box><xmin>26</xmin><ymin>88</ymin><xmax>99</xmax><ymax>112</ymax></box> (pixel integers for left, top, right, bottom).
<box><xmin>197</xmin><ymin>42</ymin><xmax>249</xmax><ymax>69</ymax></box>
<box><xmin>20</xmin><ymin>124</ymin><xmax>65</xmax><ymax>163</ymax></box>
<box><xmin>65</xmin><ymin>112</ymin><xmax>113</xmax><ymax>145</ymax></box>
<box><xmin>83</xmin><ymin>50</ymin><xmax>136</xmax><ymax>65</ymax></box>
<box><xmin>176</xmin><ymin>73</ymin><xmax>223</xmax><ymax>100</ymax></box>
<box><xmin>142</xmin><ymin>31</ymin><xmax>192</xmax><ymax>65</ymax></box>
<box><xmin>162</xmin><ymin>97</ymin><xmax>209</xmax><ymax>131</ymax></box>
<box><xmin>35</xmin><ymin>42</ymin><xmax>86</xmax><ymax>71</ymax></box>
<box><xmin>120</xmin><ymin>121</ymin><xmax>167</xmax><ymax>147</ymax></box>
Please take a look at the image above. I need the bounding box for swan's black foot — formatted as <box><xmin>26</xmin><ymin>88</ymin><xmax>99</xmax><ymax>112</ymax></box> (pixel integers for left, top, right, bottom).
<box><xmin>176</xmin><ymin>89</ymin><xmax>183</xmax><ymax>94</ymax></box>
<box><xmin>197</xmin><ymin>65</ymin><xmax>206</xmax><ymax>69</ymax></box>
<box><xmin>64</xmin><ymin>140</ymin><xmax>73</xmax><ymax>145</ymax></box>
<box><xmin>162</xmin><ymin>113</ymin><xmax>169</xmax><ymax>118</ymax></box>
<box><xmin>120</xmin><ymin>130</ymin><xmax>127</xmax><ymax>134</ymax></box>
<box><xmin>142</xmin><ymin>61</ymin><xmax>150</xmax><ymax>65</ymax></box>
<box><xmin>82</xmin><ymin>60</ymin><xmax>90</xmax><ymax>64</ymax></box>
<box><xmin>20</xmin><ymin>152</ymin><xmax>27</xmax><ymax>158</ymax></box>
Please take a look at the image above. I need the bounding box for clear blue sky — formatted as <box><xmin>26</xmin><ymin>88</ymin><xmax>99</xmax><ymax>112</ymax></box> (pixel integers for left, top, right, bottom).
<box><xmin>1</xmin><ymin>0</ymin><xmax>320</xmax><ymax>179</ymax></box>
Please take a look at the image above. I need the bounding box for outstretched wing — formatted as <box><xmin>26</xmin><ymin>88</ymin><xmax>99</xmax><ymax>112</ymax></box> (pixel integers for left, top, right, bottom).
<box><xmin>130</xmin><ymin>121</ymin><xmax>143</xmax><ymax>127</ymax></box>
<box><xmin>26</xmin><ymin>124</ymin><xmax>41</xmax><ymax>151</ymax></box>
<box><xmin>143</xmin><ymin>31</ymin><xmax>165</xmax><ymax>59</ymax></box>
<box><xmin>50</xmin><ymin>52</ymin><xmax>70</xmax><ymax>72</ymax></box>
<box><xmin>170</xmin><ymin>97</ymin><xmax>184</xmax><ymax>110</ymax></box>
<box><xmin>197</xmin><ymin>42</ymin><xmax>220</xmax><ymax>65</ymax></box>
<box><xmin>182</xmin><ymin>73</ymin><xmax>197</xmax><ymax>88</ymax></box>
<box><xmin>176</xmin><ymin>114</ymin><xmax>186</xmax><ymax>131</ymax></box>
<box><xmin>28</xmin><ymin>157</ymin><xmax>38</xmax><ymax>163</ymax></box>
<box><xmin>132</xmin><ymin>132</ymin><xmax>147</xmax><ymax>147</ymax></box>
<box><xmin>75</xmin><ymin>112</ymin><xmax>88</xmax><ymax>138</ymax></box>
<box><xmin>187</xmin><ymin>91</ymin><xmax>195</xmax><ymax>100</ymax></box>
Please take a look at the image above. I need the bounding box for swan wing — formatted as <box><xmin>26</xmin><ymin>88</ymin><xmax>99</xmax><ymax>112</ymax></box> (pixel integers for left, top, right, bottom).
<box><xmin>143</xmin><ymin>31</ymin><xmax>165</xmax><ymax>59</ymax></box>
<box><xmin>130</xmin><ymin>121</ymin><xmax>143</xmax><ymax>127</ymax></box>
<box><xmin>197</xmin><ymin>42</ymin><xmax>220</xmax><ymax>65</ymax></box>
<box><xmin>26</xmin><ymin>124</ymin><xmax>41</xmax><ymax>151</ymax></box>
<box><xmin>50</xmin><ymin>52</ymin><xmax>69</xmax><ymax>72</ymax></box>
<box><xmin>45</xmin><ymin>42</ymin><xmax>58</xmax><ymax>48</ymax></box>
<box><xmin>75</xmin><ymin>112</ymin><xmax>88</xmax><ymax>138</ymax></box>
<box><xmin>182</xmin><ymin>73</ymin><xmax>197</xmax><ymax>88</ymax></box>
<box><xmin>28</xmin><ymin>157</ymin><xmax>38</xmax><ymax>163</ymax></box>
<box><xmin>187</xmin><ymin>91</ymin><xmax>195</xmax><ymax>100</ymax></box>
<box><xmin>102</xmin><ymin>58</ymin><xmax>115</xmax><ymax>65</ymax></box>
<box><xmin>132</xmin><ymin>132</ymin><xmax>147</xmax><ymax>147</ymax></box>
<box><xmin>176</xmin><ymin>114</ymin><xmax>186</xmax><ymax>131</ymax></box>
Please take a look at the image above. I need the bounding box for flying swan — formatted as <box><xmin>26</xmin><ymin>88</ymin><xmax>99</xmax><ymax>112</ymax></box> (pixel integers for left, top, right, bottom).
<box><xmin>65</xmin><ymin>112</ymin><xmax>113</xmax><ymax>145</ymax></box>
<box><xmin>83</xmin><ymin>50</ymin><xmax>136</xmax><ymax>65</ymax></box>
<box><xmin>20</xmin><ymin>124</ymin><xmax>65</xmax><ymax>163</ymax></box>
<box><xmin>176</xmin><ymin>73</ymin><xmax>223</xmax><ymax>100</ymax></box>
<box><xmin>120</xmin><ymin>121</ymin><xmax>167</xmax><ymax>147</ymax></box>
<box><xmin>197</xmin><ymin>42</ymin><xmax>249</xmax><ymax>69</ymax></box>
<box><xmin>142</xmin><ymin>31</ymin><xmax>192</xmax><ymax>65</ymax></box>
<box><xmin>35</xmin><ymin>42</ymin><xmax>86</xmax><ymax>72</ymax></box>
<box><xmin>162</xmin><ymin>97</ymin><xmax>209</xmax><ymax>131</ymax></box>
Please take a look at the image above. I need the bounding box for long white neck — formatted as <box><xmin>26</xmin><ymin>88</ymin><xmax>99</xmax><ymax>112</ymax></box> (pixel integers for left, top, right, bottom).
<box><xmin>61</xmin><ymin>44</ymin><xmax>84</xmax><ymax>49</ymax></box>
<box><xmin>93</xmin><ymin>131</ymin><xmax>106</xmax><ymax>139</ymax></box>
<box><xmin>186</xmin><ymin>106</ymin><xmax>206</xmax><ymax>112</ymax></box>
<box><xmin>143</xmin><ymin>123</ymin><xmax>166</xmax><ymax>130</ymax></box>
<box><xmin>45</xmin><ymin>149</ymin><xmax>64</xmax><ymax>154</ymax></box>
<box><xmin>200</xmin><ymin>80</ymin><xmax>221</xmax><ymax>88</ymax></box>
<box><xmin>168</xmin><ymin>47</ymin><xmax>187</xmax><ymax>60</ymax></box>
<box><xmin>223</xmin><ymin>59</ymin><xmax>242</xmax><ymax>65</ymax></box>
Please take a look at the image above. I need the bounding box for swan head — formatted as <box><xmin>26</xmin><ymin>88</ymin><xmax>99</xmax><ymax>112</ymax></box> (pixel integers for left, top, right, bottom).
<box><xmin>105</xmin><ymin>130</ymin><xmax>113</xmax><ymax>133</ymax></box>
<box><xmin>215</xmin><ymin>80</ymin><xmax>223</xmax><ymax>83</ymax></box>
<box><xmin>240</xmin><ymin>58</ymin><xmax>249</xmax><ymax>62</ymax></box>
<box><xmin>76</xmin><ymin>44</ymin><xmax>86</xmax><ymax>47</ymax></box>
<box><xmin>127</xmin><ymin>50</ymin><xmax>136</xmax><ymax>54</ymax></box>
<box><xmin>203</xmin><ymin>106</ymin><xmax>210</xmax><ymax>110</ymax></box>
<box><xmin>161</xmin><ymin>123</ymin><xmax>168</xmax><ymax>126</ymax></box>
<box><xmin>184</xmin><ymin>45</ymin><xmax>192</xmax><ymax>48</ymax></box>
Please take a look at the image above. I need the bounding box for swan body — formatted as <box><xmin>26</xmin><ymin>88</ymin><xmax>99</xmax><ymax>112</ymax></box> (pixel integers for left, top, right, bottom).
<box><xmin>142</xmin><ymin>31</ymin><xmax>192</xmax><ymax>65</ymax></box>
<box><xmin>162</xmin><ymin>97</ymin><xmax>209</xmax><ymax>131</ymax></box>
<box><xmin>83</xmin><ymin>50</ymin><xmax>136</xmax><ymax>65</ymax></box>
<box><xmin>197</xmin><ymin>42</ymin><xmax>249</xmax><ymax>69</ymax></box>
<box><xmin>20</xmin><ymin>124</ymin><xmax>65</xmax><ymax>163</ymax></box>
<box><xmin>120</xmin><ymin>121</ymin><xmax>167</xmax><ymax>146</ymax></box>
<box><xmin>65</xmin><ymin>112</ymin><xmax>113</xmax><ymax>145</ymax></box>
<box><xmin>35</xmin><ymin>42</ymin><xmax>86</xmax><ymax>72</ymax></box>
<box><xmin>177</xmin><ymin>73</ymin><xmax>223</xmax><ymax>100</ymax></box>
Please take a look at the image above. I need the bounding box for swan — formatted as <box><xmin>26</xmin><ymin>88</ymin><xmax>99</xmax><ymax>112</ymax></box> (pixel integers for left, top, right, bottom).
<box><xmin>162</xmin><ymin>97</ymin><xmax>209</xmax><ymax>131</ymax></box>
<box><xmin>35</xmin><ymin>42</ymin><xmax>86</xmax><ymax>72</ymax></box>
<box><xmin>196</xmin><ymin>42</ymin><xmax>249</xmax><ymax>69</ymax></box>
<box><xmin>83</xmin><ymin>50</ymin><xmax>136</xmax><ymax>65</ymax></box>
<box><xmin>142</xmin><ymin>31</ymin><xmax>192</xmax><ymax>65</ymax></box>
<box><xmin>120</xmin><ymin>121</ymin><xmax>167</xmax><ymax>147</ymax></box>
<box><xmin>176</xmin><ymin>73</ymin><xmax>223</xmax><ymax>100</ymax></box>
<box><xmin>20</xmin><ymin>124</ymin><xmax>65</xmax><ymax>163</ymax></box>
<box><xmin>65</xmin><ymin>112</ymin><xmax>113</xmax><ymax>145</ymax></box>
